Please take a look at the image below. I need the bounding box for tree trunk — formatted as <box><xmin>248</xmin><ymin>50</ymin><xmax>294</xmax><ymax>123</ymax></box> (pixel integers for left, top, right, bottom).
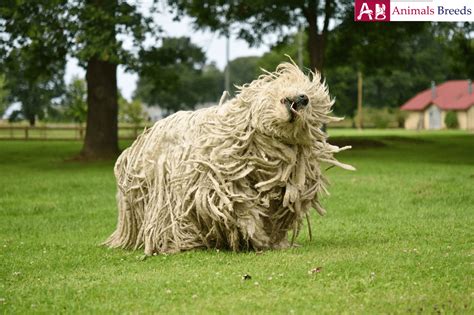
<box><xmin>305</xmin><ymin>5</ymin><xmax>321</xmax><ymax>74</ymax></box>
<box><xmin>307</xmin><ymin>29</ymin><xmax>325</xmax><ymax>74</ymax></box>
<box><xmin>80</xmin><ymin>57</ymin><xmax>119</xmax><ymax>159</ymax></box>
<box><xmin>28</xmin><ymin>115</ymin><xmax>35</xmax><ymax>126</ymax></box>
<box><xmin>304</xmin><ymin>0</ymin><xmax>332</xmax><ymax>75</ymax></box>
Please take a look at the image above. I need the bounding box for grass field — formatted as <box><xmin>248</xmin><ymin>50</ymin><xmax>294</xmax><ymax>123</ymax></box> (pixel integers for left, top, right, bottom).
<box><xmin>1</xmin><ymin>130</ymin><xmax>473</xmax><ymax>314</ymax></box>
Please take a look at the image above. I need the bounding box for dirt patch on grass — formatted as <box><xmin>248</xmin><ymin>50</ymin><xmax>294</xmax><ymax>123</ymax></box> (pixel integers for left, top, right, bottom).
<box><xmin>330</xmin><ymin>135</ymin><xmax>430</xmax><ymax>149</ymax></box>
<box><xmin>382</xmin><ymin>136</ymin><xmax>431</xmax><ymax>144</ymax></box>
<box><xmin>330</xmin><ymin>137</ymin><xmax>386</xmax><ymax>149</ymax></box>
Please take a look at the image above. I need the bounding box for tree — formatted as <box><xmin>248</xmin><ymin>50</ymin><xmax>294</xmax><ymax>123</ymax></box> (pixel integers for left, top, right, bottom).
<box><xmin>0</xmin><ymin>1</ymin><xmax>155</xmax><ymax>158</ymax></box>
<box><xmin>3</xmin><ymin>48</ymin><xmax>65</xmax><ymax>126</ymax></box>
<box><xmin>446</xmin><ymin>23</ymin><xmax>474</xmax><ymax>79</ymax></box>
<box><xmin>196</xmin><ymin>64</ymin><xmax>225</xmax><ymax>103</ymax></box>
<box><xmin>257</xmin><ymin>31</ymin><xmax>309</xmax><ymax>71</ymax></box>
<box><xmin>0</xmin><ymin>74</ymin><xmax>9</xmax><ymax>118</ymax></box>
<box><xmin>325</xmin><ymin>22</ymin><xmax>455</xmax><ymax>116</ymax></box>
<box><xmin>255</xmin><ymin>21</ymin><xmax>459</xmax><ymax>119</ymax></box>
<box><xmin>225</xmin><ymin>56</ymin><xmax>259</xmax><ymax>94</ymax></box>
<box><xmin>170</xmin><ymin>0</ymin><xmax>347</xmax><ymax>74</ymax></box>
<box><xmin>135</xmin><ymin>37</ymin><xmax>223</xmax><ymax>114</ymax></box>
<box><xmin>119</xmin><ymin>97</ymin><xmax>147</xmax><ymax>127</ymax></box>
<box><xmin>62</xmin><ymin>77</ymin><xmax>87</xmax><ymax>125</ymax></box>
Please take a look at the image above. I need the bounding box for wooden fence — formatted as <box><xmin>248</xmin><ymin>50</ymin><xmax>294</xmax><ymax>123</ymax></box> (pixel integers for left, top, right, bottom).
<box><xmin>0</xmin><ymin>125</ymin><xmax>148</xmax><ymax>141</ymax></box>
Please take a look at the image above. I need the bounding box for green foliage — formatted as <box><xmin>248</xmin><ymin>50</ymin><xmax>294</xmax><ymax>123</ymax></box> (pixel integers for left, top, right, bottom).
<box><xmin>354</xmin><ymin>107</ymin><xmax>398</xmax><ymax>128</ymax></box>
<box><xmin>62</xmin><ymin>77</ymin><xmax>87</xmax><ymax>124</ymax></box>
<box><xmin>257</xmin><ymin>31</ymin><xmax>309</xmax><ymax>71</ymax></box>
<box><xmin>444</xmin><ymin>111</ymin><xmax>459</xmax><ymax>129</ymax></box>
<box><xmin>135</xmin><ymin>37</ymin><xmax>223</xmax><ymax>113</ymax></box>
<box><xmin>256</xmin><ymin>22</ymin><xmax>463</xmax><ymax>118</ymax></box>
<box><xmin>226</xmin><ymin>56</ymin><xmax>260</xmax><ymax>94</ymax></box>
<box><xmin>393</xmin><ymin>108</ymin><xmax>408</xmax><ymax>128</ymax></box>
<box><xmin>326</xmin><ymin>23</ymin><xmax>455</xmax><ymax>116</ymax></box>
<box><xmin>1</xmin><ymin>131</ymin><xmax>473</xmax><ymax>313</ymax></box>
<box><xmin>0</xmin><ymin>1</ymin><xmax>154</xmax><ymax>68</ymax></box>
<box><xmin>2</xmin><ymin>47</ymin><xmax>65</xmax><ymax>125</ymax></box>
<box><xmin>170</xmin><ymin>1</ymin><xmax>346</xmax><ymax>71</ymax></box>
<box><xmin>170</xmin><ymin>0</ymin><xmax>304</xmax><ymax>45</ymax></box>
<box><xmin>0</xmin><ymin>2</ymin><xmax>69</xmax><ymax>125</ymax></box>
<box><xmin>119</xmin><ymin>98</ymin><xmax>147</xmax><ymax>126</ymax></box>
<box><xmin>325</xmin><ymin>66</ymin><xmax>357</xmax><ymax>117</ymax></box>
<box><xmin>447</xmin><ymin>23</ymin><xmax>474</xmax><ymax>79</ymax></box>
<box><xmin>198</xmin><ymin>64</ymin><xmax>225</xmax><ymax>102</ymax></box>
<box><xmin>327</xmin><ymin>18</ymin><xmax>427</xmax><ymax>73</ymax></box>
<box><xmin>0</xmin><ymin>1</ymin><xmax>158</xmax><ymax>156</ymax></box>
<box><xmin>7</xmin><ymin>110</ymin><xmax>22</xmax><ymax>123</ymax></box>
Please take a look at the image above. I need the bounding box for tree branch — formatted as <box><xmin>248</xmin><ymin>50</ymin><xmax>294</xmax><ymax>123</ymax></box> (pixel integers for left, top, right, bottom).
<box><xmin>302</xmin><ymin>0</ymin><xmax>319</xmax><ymax>33</ymax></box>
<box><xmin>322</xmin><ymin>0</ymin><xmax>332</xmax><ymax>35</ymax></box>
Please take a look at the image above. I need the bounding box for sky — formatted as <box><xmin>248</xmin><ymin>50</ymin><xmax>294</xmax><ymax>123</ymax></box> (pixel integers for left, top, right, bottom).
<box><xmin>65</xmin><ymin>8</ymin><xmax>271</xmax><ymax>101</ymax></box>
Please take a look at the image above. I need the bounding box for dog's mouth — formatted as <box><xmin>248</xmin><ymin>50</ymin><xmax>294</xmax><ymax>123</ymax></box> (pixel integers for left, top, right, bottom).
<box><xmin>280</xmin><ymin>94</ymin><xmax>309</xmax><ymax>122</ymax></box>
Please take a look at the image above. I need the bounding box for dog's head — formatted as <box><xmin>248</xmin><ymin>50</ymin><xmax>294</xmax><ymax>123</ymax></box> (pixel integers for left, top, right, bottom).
<box><xmin>236</xmin><ymin>62</ymin><xmax>334</xmax><ymax>144</ymax></box>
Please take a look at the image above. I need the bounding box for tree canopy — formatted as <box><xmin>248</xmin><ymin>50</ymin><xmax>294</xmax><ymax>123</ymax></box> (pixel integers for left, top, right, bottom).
<box><xmin>62</xmin><ymin>77</ymin><xmax>88</xmax><ymax>125</ymax></box>
<box><xmin>0</xmin><ymin>74</ymin><xmax>9</xmax><ymax>118</ymax></box>
<box><xmin>325</xmin><ymin>22</ymin><xmax>466</xmax><ymax>116</ymax></box>
<box><xmin>225</xmin><ymin>56</ymin><xmax>259</xmax><ymax>94</ymax></box>
<box><xmin>135</xmin><ymin>37</ymin><xmax>224</xmax><ymax>114</ymax></box>
<box><xmin>169</xmin><ymin>0</ymin><xmax>350</xmax><ymax>73</ymax></box>
<box><xmin>254</xmin><ymin>21</ymin><xmax>468</xmax><ymax>118</ymax></box>
<box><xmin>3</xmin><ymin>47</ymin><xmax>65</xmax><ymax>125</ymax></box>
<box><xmin>0</xmin><ymin>0</ymin><xmax>156</xmax><ymax>158</ymax></box>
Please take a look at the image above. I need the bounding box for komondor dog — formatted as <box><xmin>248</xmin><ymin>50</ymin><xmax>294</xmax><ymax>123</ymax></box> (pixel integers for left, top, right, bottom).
<box><xmin>104</xmin><ymin>61</ymin><xmax>354</xmax><ymax>255</ymax></box>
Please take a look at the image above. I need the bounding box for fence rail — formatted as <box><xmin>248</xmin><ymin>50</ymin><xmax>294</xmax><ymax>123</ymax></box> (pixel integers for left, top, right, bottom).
<box><xmin>0</xmin><ymin>125</ymin><xmax>149</xmax><ymax>141</ymax></box>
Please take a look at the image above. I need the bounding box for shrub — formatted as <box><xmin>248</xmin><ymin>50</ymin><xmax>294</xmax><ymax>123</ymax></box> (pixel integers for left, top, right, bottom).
<box><xmin>392</xmin><ymin>109</ymin><xmax>408</xmax><ymax>128</ymax></box>
<box><xmin>354</xmin><ymin>107</ymin><xmax>394</xmax><ymax>128</ymax></box>
<box><xmin>119</xmin><ymin>98</ymin><xmax>147</xmax><ymax>126</ymax></box>
<box><xmin>444</xmin><ymin>111</ymin><xmax>459</xmax><ymax>129</ymax></box>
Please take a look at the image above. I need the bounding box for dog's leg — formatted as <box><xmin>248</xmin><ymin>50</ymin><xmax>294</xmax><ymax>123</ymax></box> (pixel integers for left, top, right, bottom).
<box><xmin>235</xmin><ymin>204</ymin><xmax>272</xmax><ymax>250</ymax></box>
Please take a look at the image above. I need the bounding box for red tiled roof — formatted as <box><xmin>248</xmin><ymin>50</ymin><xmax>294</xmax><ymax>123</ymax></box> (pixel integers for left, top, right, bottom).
<box><xmin>452</xmin><ymin>93</ymin><xmax>474</xmax><ymax>110</ymax></box>
<box><xmin>401</xmin><ymin>80</ymin><xmax>474</xmax><ymax>111</ymax></box>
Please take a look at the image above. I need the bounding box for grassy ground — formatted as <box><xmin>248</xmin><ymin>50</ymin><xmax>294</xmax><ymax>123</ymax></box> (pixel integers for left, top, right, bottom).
<box><xmin>1</xmin><ymin>129</ymin><xmax>473</xmax><ymax>314</ymax></box>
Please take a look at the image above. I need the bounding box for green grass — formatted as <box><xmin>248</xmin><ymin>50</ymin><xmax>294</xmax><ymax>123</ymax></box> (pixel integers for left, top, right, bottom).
<box><xmin>1</xmin><ymin>129</ymin><xmax>473</xmax><ymax>314</ymax></box>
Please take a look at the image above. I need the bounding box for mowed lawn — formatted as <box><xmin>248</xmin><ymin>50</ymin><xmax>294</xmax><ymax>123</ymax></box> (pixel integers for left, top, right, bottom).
<box><xmin>0</xmin><ymin>130</ymin><xmax>473</xmax><ymax>314</ymax></box>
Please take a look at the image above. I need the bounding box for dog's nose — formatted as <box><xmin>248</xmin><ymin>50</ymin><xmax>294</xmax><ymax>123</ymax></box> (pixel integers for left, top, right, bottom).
<box><xmin>296</xmin><ymin>94</ymin><xmax>309</xmax><ymax>106</ymax></box>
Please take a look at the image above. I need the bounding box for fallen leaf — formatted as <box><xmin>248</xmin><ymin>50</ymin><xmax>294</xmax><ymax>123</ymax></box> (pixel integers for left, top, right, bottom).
<box><xmin>309</xmin><ymin>267</ymin><xmax>323</xmax><ymax>274</ymax></box>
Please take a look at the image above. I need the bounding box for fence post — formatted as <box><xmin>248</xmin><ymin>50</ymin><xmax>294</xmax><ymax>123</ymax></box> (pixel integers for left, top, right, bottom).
<box><xmin>25</xmin><ymin>126</ymin><xmax>29</xmax><ymax>140</ymax></box>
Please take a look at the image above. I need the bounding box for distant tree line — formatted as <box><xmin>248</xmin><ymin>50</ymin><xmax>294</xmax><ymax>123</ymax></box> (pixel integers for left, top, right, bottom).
<box><xmin>1</xmin><ymin>0</ymin><xmax>472</xmax><ymax>159</ymax></box>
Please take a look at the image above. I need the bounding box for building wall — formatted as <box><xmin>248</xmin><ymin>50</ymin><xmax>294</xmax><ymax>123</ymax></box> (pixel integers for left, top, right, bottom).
<box><xmin>405</xmin><ymin>111</ymin><xmax>423</xmax><ymax>129</ymax></box>
<box><xmin>457</xmin><ymin>111</ymin><xmax>468</xmax><ymax>130</ymax></box>
<box><xmin>440</xmin><ymin>110</ymin><xmax>447</xmax><ymax>129</ymax></box>
<box><xmin>404</xmin><ymin>105</ymin><xmax>474</xmax><ymax>130</ymax></box>
<box><xmin>467</xmin><ymin>106</ymin><xmax>474</xmax><ymax>130</ymax></box>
